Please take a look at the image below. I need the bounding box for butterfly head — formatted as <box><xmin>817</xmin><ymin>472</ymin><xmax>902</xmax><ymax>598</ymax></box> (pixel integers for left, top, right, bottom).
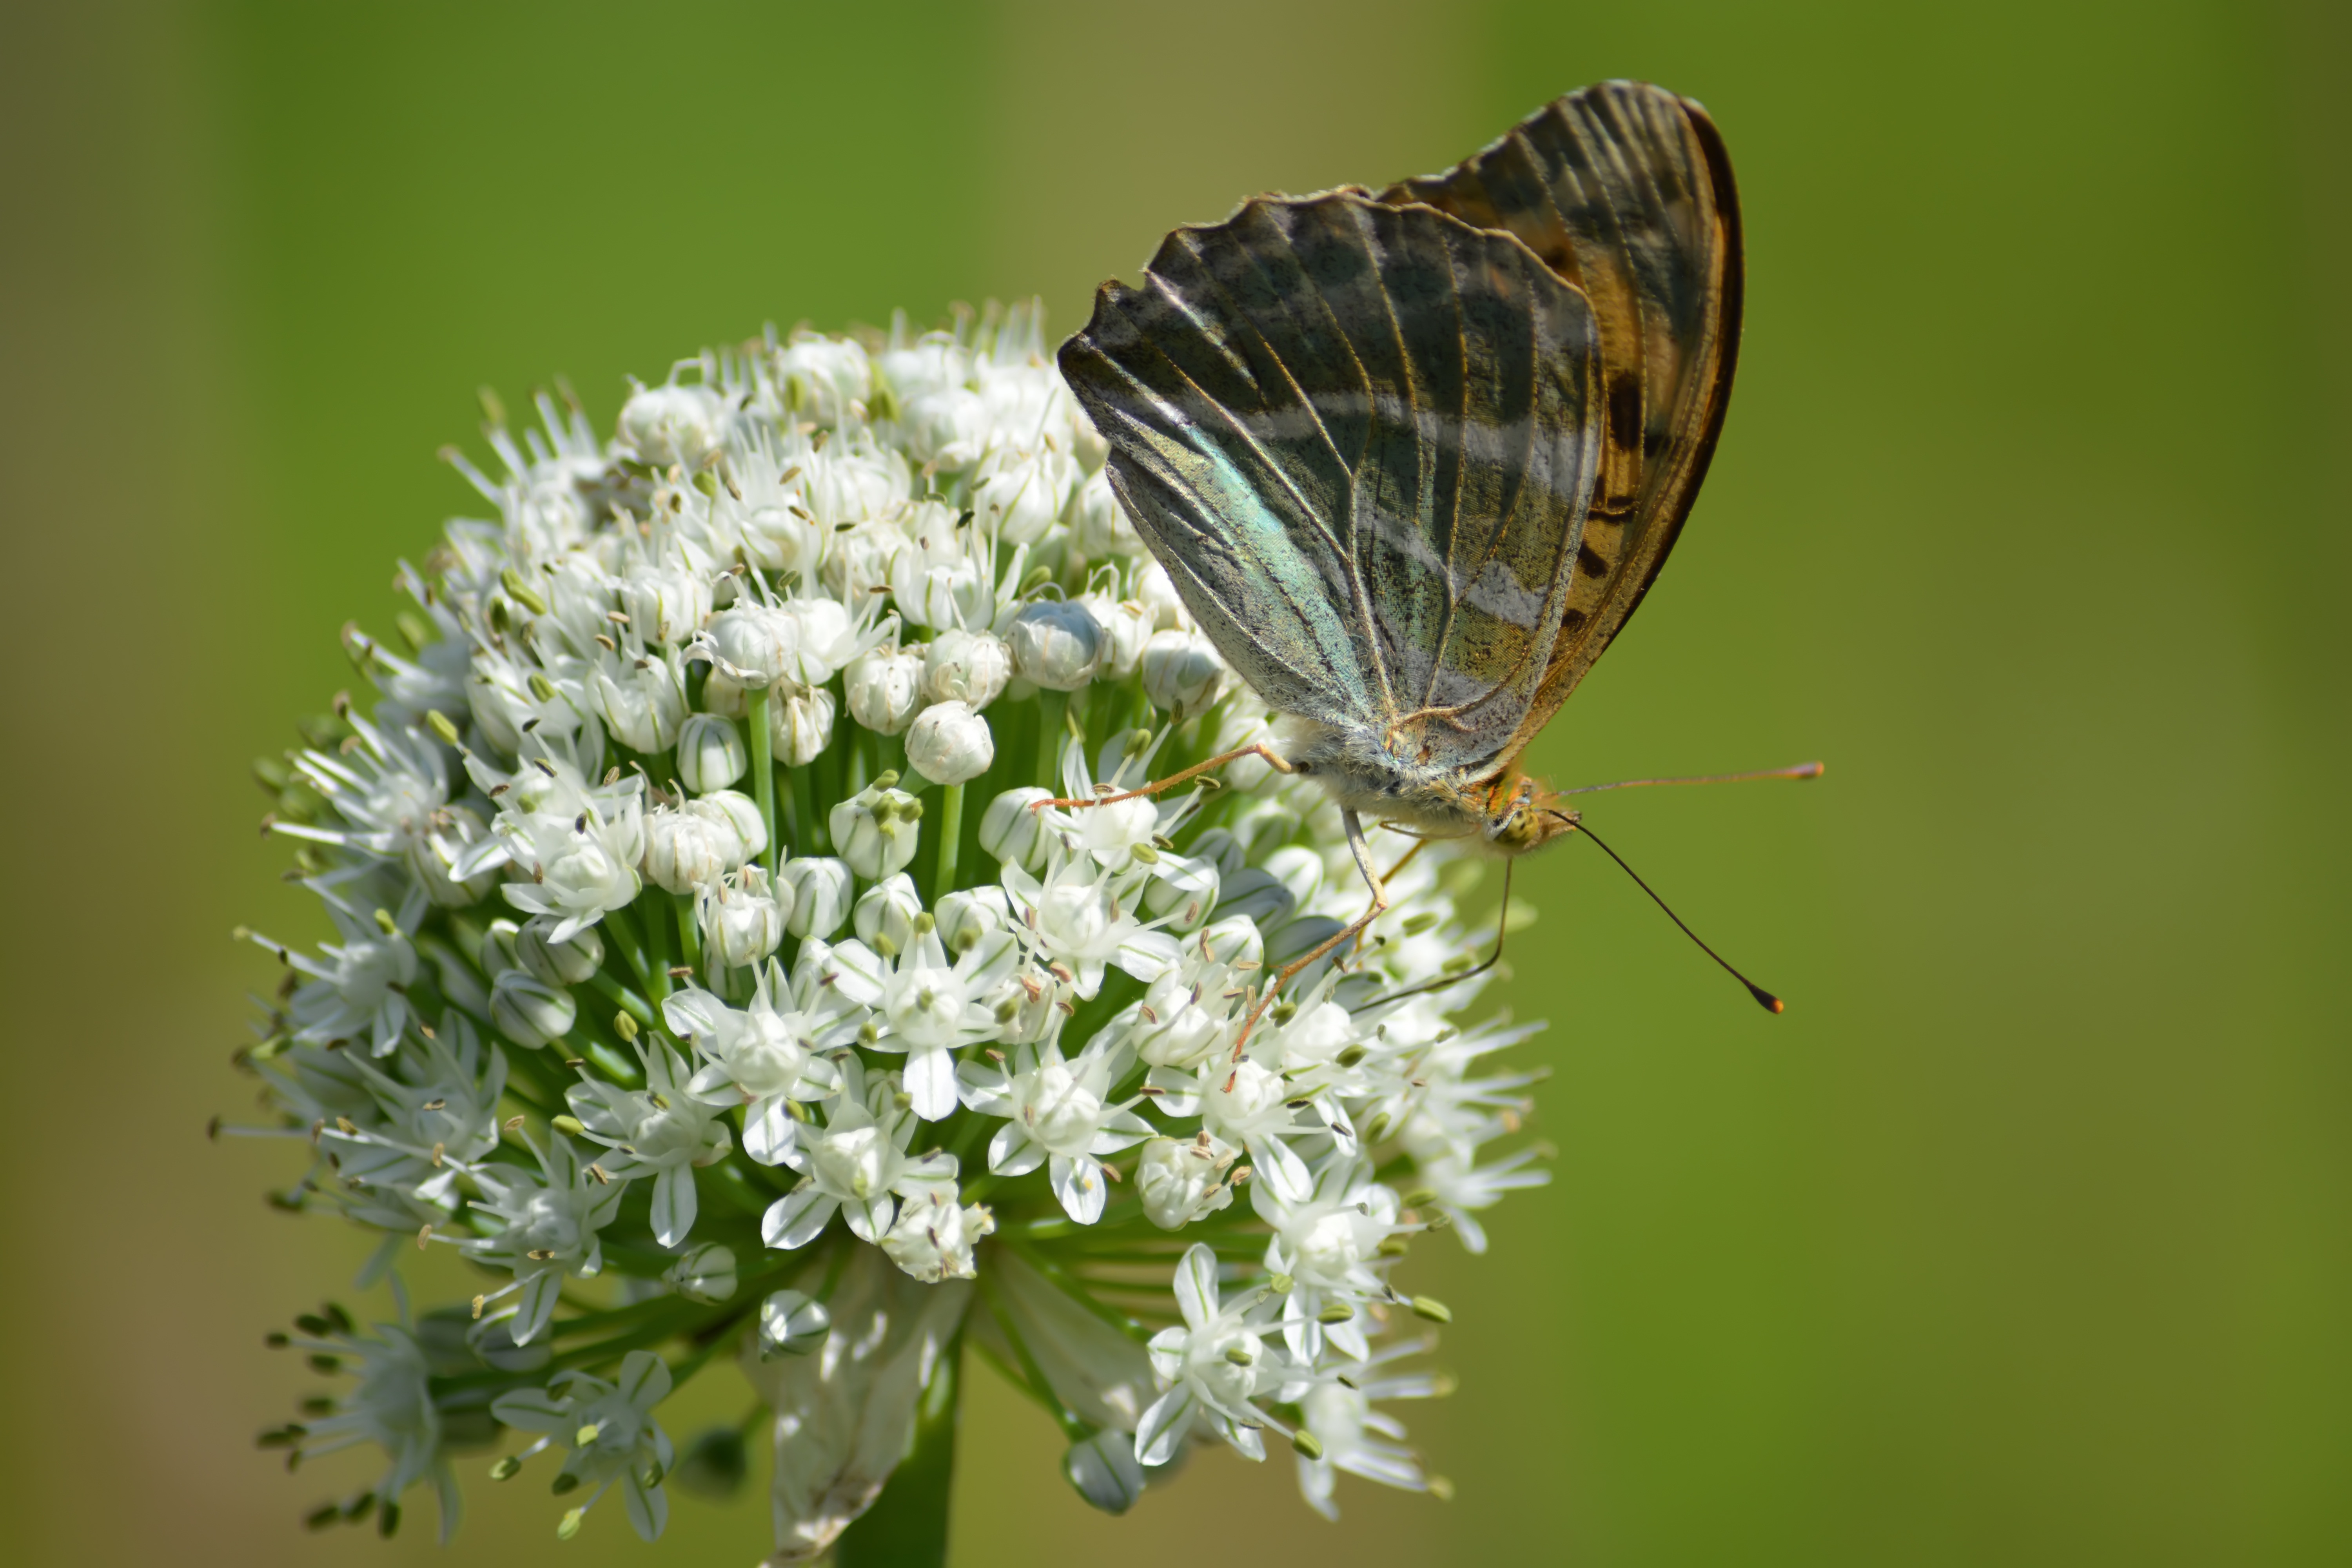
<box><xmin>1483</xmin><ymin>774</ymin><xmax>1580</xmax><ymax>857</ymax></box>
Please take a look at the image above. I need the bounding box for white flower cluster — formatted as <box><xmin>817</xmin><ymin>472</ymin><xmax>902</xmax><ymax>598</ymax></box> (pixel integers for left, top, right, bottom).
<box><xmin>224</xmin><ymin>304</ymin><xmax>1551</xmax><ymax>1550</ymax></box>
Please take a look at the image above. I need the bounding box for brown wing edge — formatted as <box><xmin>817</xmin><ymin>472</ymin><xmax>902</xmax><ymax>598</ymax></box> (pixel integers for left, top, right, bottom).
<box><xmin>1605</xmin><ymin>94</ymin><xmax>1746</xmax><ymax>641</ymax></box>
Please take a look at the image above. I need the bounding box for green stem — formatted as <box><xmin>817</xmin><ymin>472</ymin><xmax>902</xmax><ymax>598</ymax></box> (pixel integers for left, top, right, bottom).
<box><xmin>792</xmin><ymin>762</ymin><xmax>820</xmax><ymax>858</ymax></box>
<box><xmin>642</xmin><ymin>893</ymin><xmax>671</xmax><ymax>1002</ymax></box>
<box><xmin>582</xmin><ymin>966</ymin><xmax>656</xmax><ymax>1029</ymax></box>
<box><xmin>673</xmin><ymin>893</ymin><xmax>703</xmax><ymax>974</ymax></box>
<box><xmin>1035</xmin><ymin>689</ymin><xmax>1067</xmax><ymax>790</ymax></box>
<box><xmin>932</xmin><ymin>782</ymin><xmax>964</xmax><ymax>899</ymax></box>
<box><xmin>833</xmin><ymin>1336</ymin><xmax>962</xmax><ymax>1568</ymax></box>
<box><xmin>746</xmin><ymin>685</ymin><xmax>779</xmax><ymax>876</ymax></box>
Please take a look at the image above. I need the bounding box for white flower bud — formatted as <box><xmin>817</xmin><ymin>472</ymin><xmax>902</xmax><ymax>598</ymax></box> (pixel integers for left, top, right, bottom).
<box><xmin>779</xmin><ymin>857</ymin><xmax>854</xmax><ymax>939</ymax></box>
<box><xmin>490</xmin><ymin>969</ymin><xmax>576</xmax><ymax>1050</ymax></box>
<box><xmin>411</xmin><ymin>803</ymin><xmax>499</xmax><ymax>906</ymax></box>
<box><xmin>934</xmin><ymin>886</ymin><xmax>1011</xmax><ymax>955</ymax></box>
<box><xmin>758</xmin><ymin>1289</ymin><xmax>831</xmax><ymax>1358</ymax></box>
<box><xmin>593</xmin><ymin>652</ymin><xmax>687</xmax><ymax>754</ymax></box>
<box><xmin>779</xmin><ymin>597</ymin><xmax>862</xmax><ymax>688</ymax></box>
<box><xmin>1069</xmin><ymin>467</ymin><xmax>1138</xmax><ymax>559</ymax></box>
<box><xmin>642</xmin><ymin>806</ymin><xmax>728</xmax><ymax>894</ymax></box>
<box><xmin>920</xmin><ymin>628</ymin><xmax>1011</xmax><ymax>710</ymax></box>
<box><xmin>905</xmin><ymin>701</ymin><xmax>993</xmax><ymax>786</ymax></box>
<box><xmin>699</xmin><ymin>865</ymin><xmax>789</xmax><ymax>969</ymax></box>
<box><xmin>972</xmin><ymin>448</ymin><xmax>1074</xmax><ymax>546</ymax></box>
<box><xmin>1140</xmin><ymin>629</ymin><xmax>1228</xmax><ymax>721</ymax></box>
<box><xmin>686</xmin><ymin>789</ymin><xmax>768</xmax><ymax>869</ymax></box>
<box><xmin>516</xmin><ymin>914</ymin><xmax>604</xmax><ymax>987</ymax></box>
<box><xmin>619</xmin><ymin>563</ymin><xmax>712</xmax><ymax>646</ymax></box>
<box><xmin>853</xmin><ymin>873</ymin><xmax>924</xmax><ymax>954</ymax></box>
<box><xmin>889</xmin><ymin>501</ymin><xmax>982</xmax><ymax>630</ymax></box>
<box><xmin>618</xmin><ymin>383</ymin><xmax>724</xmax><ymax>467</ymax></box>
<box><xmin>1141</xmin><ymin>851</ymin><xmax>1220</xmax><ymax>934</ymax></box>
<box><xmin>701</xmin><ymin>603</ymin><xmax>795</xmax><ymax>686</ymax></box>
<box><xmin>1136</xmin><ymin>559</ymin><xmax>1192</xmax><ymax>630</ymax></box>
<box><xmin>664</xmin><ymin>1241</ymin><xmax>737</xmax><ymax>1304</ymax></box>
<box><xmin>1008</xmin><ymin>600</ymin><xmax>1103</xmax><ymax>691</ymax></box>
<box><xmin>1081</xmin><ymin>593</ymin><xmax>1152</xmax><ymax>681</ymax></box>
<box><xmin>1138</xmin><ymin>1136</ymin><xmax>1235</xmax><ymax>1230</ymax></box>
<box><xmin>674</xmin><ymin>713</ymin><xmax>746</xmax><ymax>793</ymax></box>
<box><xmin>770</xmin><ymin>682</ymin><xmax>837</xmax><ymax>767</ymax></box>
<box><xmin>880</xmin><ymin>1186</ymin><xmax>992</xmax><ymax>1282</ymax></box>
<box><xmin>979</xmin><ymin>786</ymin><xmax>1053</xmax><ymax>871</ymax></box>
<box><xmin>1064</xmin><ymin>1429</ymin><xmax>1147</xmax><ymax>1515</ymax></box>
<box><xmin>844</xmin><ymin>647</ymin><xmax>925</xmax><ymax>736</ymax></box>
<box><xmin>828</xmin><ymin>782</ymin><xmax>923</xmax><ymax>881</ymax></box>
<box><xmin>775</xmin><ymin>334</ymin><xmax>871</xmax><ymax>424</ymax></box>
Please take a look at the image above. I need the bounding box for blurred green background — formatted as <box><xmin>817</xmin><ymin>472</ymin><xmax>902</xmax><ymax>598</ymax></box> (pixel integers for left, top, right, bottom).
<box><xmin>4</xmin><ymin>0</ymin><xmax>2347</xmax><ymax>1563</ymax></box>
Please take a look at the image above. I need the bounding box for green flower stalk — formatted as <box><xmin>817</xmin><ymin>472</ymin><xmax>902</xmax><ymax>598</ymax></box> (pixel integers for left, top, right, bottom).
<box><xmin>220</xmin><ymin>303</ymin><xmax>1552</xmax><ymax>1558</ymax></box>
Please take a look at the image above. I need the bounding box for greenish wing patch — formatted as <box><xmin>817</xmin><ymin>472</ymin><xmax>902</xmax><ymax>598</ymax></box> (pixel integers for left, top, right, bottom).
<box><xmin>1059</xmin><ymin>192</ymin><xmax>1602</xmax><ymax>776</ymax></box>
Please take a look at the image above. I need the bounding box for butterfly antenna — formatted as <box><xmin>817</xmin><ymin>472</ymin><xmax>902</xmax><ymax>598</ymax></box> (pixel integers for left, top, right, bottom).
<box><xmin>1574</xmin><ymin>822</ymin><xmax>1785</xmax><ymax>1014</ymax></box>
<box><xmin>1559</xmin><ymin>760</ymin><xmax>1824</xmax><ymax>797</ymax></box>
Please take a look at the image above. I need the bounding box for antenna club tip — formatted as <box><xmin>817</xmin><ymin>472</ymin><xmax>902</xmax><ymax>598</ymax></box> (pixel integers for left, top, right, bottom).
<box><xmin>1795</xmin><ymin>761</ymin><xmax>1826</xmax><ymax>779</ymax></box>
<box><xmin>1745</xmin><ymin>982</ymin><xmax>1785</xmax><ymax>1014</ymax></box>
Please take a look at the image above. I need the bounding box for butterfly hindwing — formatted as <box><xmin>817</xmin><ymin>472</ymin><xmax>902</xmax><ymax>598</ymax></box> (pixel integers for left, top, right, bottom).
<box><xmin>1060</xmin><ymin>193</ymin><xmax>1603</xmax><ymax>776</ymax></box>
<box><xmin>1383</xmin><ymin>80</ymin><xmax>1743</xmax><ymax>764</ymax></box>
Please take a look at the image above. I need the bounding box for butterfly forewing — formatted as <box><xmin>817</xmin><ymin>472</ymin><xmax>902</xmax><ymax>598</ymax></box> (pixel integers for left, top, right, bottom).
<box><xmin>1383</xmin><ymin>80</ymin><xmax>1743</xmax><ymax>764</ymax></box>
<box><xmin>1060</xmin><ymin>194</ymin><xmax>1603</xmax><ymax>777</ymax></box>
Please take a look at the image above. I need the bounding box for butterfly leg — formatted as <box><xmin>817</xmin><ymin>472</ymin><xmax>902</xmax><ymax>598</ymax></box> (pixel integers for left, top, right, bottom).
<box><xmin>1231</xmin><ymin>809</ymin><xmax>1389</xmax><ymax>1054</ymax></box>
<box><xmin>1032</xmin><ymin>740</ymin><xmax>1293</xmax><ymax>814</ymax></box>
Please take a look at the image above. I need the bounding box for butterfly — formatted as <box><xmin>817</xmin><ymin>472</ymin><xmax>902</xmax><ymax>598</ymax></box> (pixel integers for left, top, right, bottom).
<box><xmin>1057</xmin><ymin>81</ymin><xmax>1780</xmax><ymax>1007</ymax></box>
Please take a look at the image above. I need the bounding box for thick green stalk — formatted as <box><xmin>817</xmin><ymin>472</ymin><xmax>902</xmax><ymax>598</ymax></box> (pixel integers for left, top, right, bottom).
<box><xmin>673</xmin><ymin>892</ymin><xmax>703</xmax><ymax>974</ymax></box>
<box><xmin>745</xmin><ymin>686</ymin><xmax>779</xmax><ymax>875</ymax></box>
<box><xmin>932</xmin><ymin>782</ymin><xmax>964</xmax><ymax>898</ymax></box>
<box><xmin>833</xmin><ymin>1338</ymin><xmax>962</xmax><ymax>1568</ymax></box>
<box><xmin>1035</xmin><ymin>689</ymin><xmax>1067</xmax><ymax>789</ymax></box>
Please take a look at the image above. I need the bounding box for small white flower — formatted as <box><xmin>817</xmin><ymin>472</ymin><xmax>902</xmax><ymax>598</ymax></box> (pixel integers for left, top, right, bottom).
<box><xmin>757</xmin><ymin>1288</ymin><xmax>831</xmax><ymax>1358</ymax></box>
<box><xmin>972</xmin><ymin>447</ymin><xmax>1075</xmax><ymax>546</ymax></box>
<box><xmin>491</xmin><ymin>1350</ymin><xmax>675</xmax><ymax>1541</ymax></box>
<box><xmin>829</xmin><ymin>780</ymin><xmax>923</xmax><ymax>881</ymax></box>
<box><xmin>699</xmin><ymin>602</ymin><xmax>796</xmax><ymax>687</ymax></box>
<box><xmin>697</xmin><ymin>864</ymin><xmax>789</xmax><ymax>969</ymax></box>
<box><xmin>1070</xmin><ymin>466</ymin><xmax>1138</xmax><ymax>558</ymax></box>
<box><xmin>617</xmin><ymin>559</ymin><xmax>713</xmax><ymax>647</ymax></box>
<box><xmin>761</xmin><ymin>1058</ymin><xmax>958</xmax><ymax>1248</ymax></box>
<box><xmin>664</xmin><ymin>958</ymin><xmax>850</xmax><ymax>1165</ymax></box>
<box><xmin>906</xmin><ymin>701</ymin><xmax>993</xmax><ymax>786</ymax></box>
<box><xmin>566</xmin><ymin>1039</ymin><xmax>732</xmax><ymax>1248</ymax></box>
<box><xmin>684</xmin><ymin>789</ymin><xmax>767</xmax><ymax>869</ymax></box>
<box><xmin>514</xmin><ymin>913</ymin><xmax>603</xmax><ymax>987</ymax></box>
<box><xmin>618</xmin><ymin>382</ymin><xmax>724</xmax><ymax>467</ymax></box>
<box><xmin>642</xmin><ymin>805</ymin><xmax>729</xmax><ymax>894</ymax></box>
<box><xmin>1000</xmin><ymin>850</ymin><xmax>1180</xmax><ymax>999</ymax></box>
<box><xmin>664</xmin><ymin>1241</ymin><xmax>738</xmax><ymax>1304</ymax></box>
<box><xmin>464</xmin><ymin>1134</ymin><xmax>623</xmax><ymax>1346</ymax></box>
<box><xmin>844</xmin><ymin>646</ymin><xmax>924</xmax><ymax>735</ymax></box>
<box><xmin>1079</xmin><ymin>592</ymin><xmax>1152</xmax><ymax>680</ymax></box>
<box><xmin>770</xmin><ymin>681</ymin><xmax>837</xmax><ymax>766</ymax></box>
<box><xmin>284</xmin><ymin>1314</ymin><xmax>458</xmax><ymax>1541</ymax></box>
<box><xmin>957</xmin><ymin>1034</ymin><xmax>1152</xmax><ymax>1223</ymax></box>
<box><xmin>978</xmin><ymin>785</ymin><xmax>1053</xmax><ymax>871</ymax></box>
<box><xmin>1140</xmin><ymin>629</ymin><xmax>1227</xmax><ymax>721</ymax></box>
<box><xmin>1137</xmin><ymin>1134</ymin><xmax>1238</xmax><ymax>1230</ymax></box>
<box><xmin>673</xmin><ymin>712</ymin><xmax>746</xmax><ymax>792</ymax></box>
<box><xmin>855</xmin><ymin>915</ymin><xmax>1020</xmax><ymax>1120</ymax></box>
<box><xmin>490</xmin><ymin>968</ymin><xmax>576</xmax><ymax>1049</ymax></box>
<box><xmin>1007</xmin><ymin>599</ymin><xmax>1103</xmax><ymax>691</ymax></box>
<box><xmin>879</xmin><ymin>1186</ymin><xmax>995</xmax><ymax>1283</ymax></box>
<box><xmin>1135</xmin><ymin>558</ymin><xmax>1193</xmax><ymax>630</ymax></box>
<box><xmin>1135</xmin><ymin>1243</ymin><xmax>1287</xmax><ymax>1465</ymax></box>
<box><xmin>920</xmin><ymin>628</ymin><xmax>1011</xmax><ymax>710</ymax></box>
<box><xmin>591</xmin><ymin>644</ymin><xmax>687</xmax><ymax>754</ymax></box>
<box><xmin>779</xmin><ymin>855</ymin><xmax>854</xmax><ymax>939</ymax></box>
